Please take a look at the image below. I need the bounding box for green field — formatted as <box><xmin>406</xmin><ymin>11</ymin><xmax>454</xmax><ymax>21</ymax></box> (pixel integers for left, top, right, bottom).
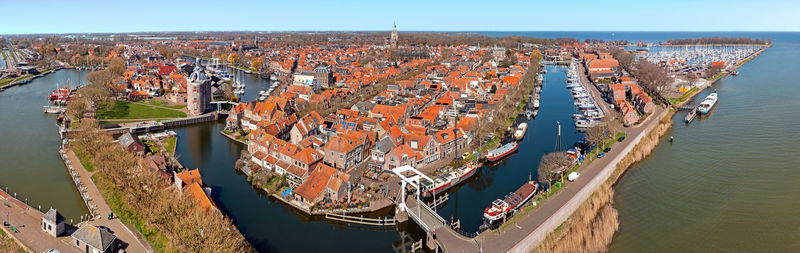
<box><xmin>163</xmin><ymin>136</ymin><xmax>177</xmax><ymax>155</ymax></box>
<box><xmin>0</xmin><ymin>74</ymin><xmax>33</xmax><ymax>87</ymax></box>
<box><xmin>138</xmin><ymin>100</ymin><xmax>185</xmax><ymax>109</ymax></box>
<box><xmin>97</xmin><ymin>101</ymin><xmax>186</xmax><ymax>120</ymax></box>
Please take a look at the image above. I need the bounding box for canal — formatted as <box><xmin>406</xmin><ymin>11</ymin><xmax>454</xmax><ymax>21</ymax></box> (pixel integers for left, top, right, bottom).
<box><xmin>434</xmin><ymin>64</ymin><xmax>581</xmax><ymax>233</ymax></box>
<box><xmin>4</xmin><ymin>32</ymin><xmax>796</xmax><ymax>252</ymax></box>
<box><xmin>0</xmin><ymin>69</ymin><xmax>90</xmax><ymax>221</ymax></box>
<box><xmin>167</xmin><ymin>64</ymin><xmax>581</xmax><ymax>251</ymax></box>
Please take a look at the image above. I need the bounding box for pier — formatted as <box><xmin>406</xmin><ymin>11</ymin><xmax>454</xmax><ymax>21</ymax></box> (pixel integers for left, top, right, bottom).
<box><xmin>684</xmin><ymin>108</ymin><xmax>698</xmax><ymax>123</ymax></box>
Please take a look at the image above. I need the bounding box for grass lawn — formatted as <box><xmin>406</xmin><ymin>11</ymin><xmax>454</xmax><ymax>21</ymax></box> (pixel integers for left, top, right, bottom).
<box><xmin>668</xmin><ymin>87</ymin><xmax>698</xmax><ymax>105</ymax></box>
<box><xmin>97</xmin><ymin>101</ymin><xmax>186</xmax><ymax>120</ymax></box>
<box><xmin>75</xmin><ymin>149</ymin><xmax>95</xmax><ymax>172</ymax></box>
<box><xmin>0</xmin><ymin>74</ymin><xmax>33</xmax><ymax>87</ymax></box>
<box><xmin>139</xmin><ymin>100</ymin><xmax>185</xmax><ymax>109</ymax></box>
<box><xmin>163</xmin><ymin>136</ymin><xmax>177</xmax><ymax>156</ymax></box>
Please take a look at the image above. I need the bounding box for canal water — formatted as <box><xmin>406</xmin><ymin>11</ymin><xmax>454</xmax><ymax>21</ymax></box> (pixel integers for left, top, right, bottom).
<box><xmin>608</xmin><ymin>33</ymin><xmax>800</xmax><ymax>252</ymax></box>
<box><xmin>165</xmin><ymin>64</ymin><xmax>581</xmax><ymax>252</ymax></box>
<box><xmin>434</xmin><ymin>64</ymin><xmax>581</xmax><ymax>233</ymax></box>
<box><xmin>0</xmin><ymin>69</ymin><xmax>90</xmax><ymax>221</ymax></box>
<box><xmin>3</xmin><ymin>32</ymin><xmax>798</xmax><ymax>253</ymax></box>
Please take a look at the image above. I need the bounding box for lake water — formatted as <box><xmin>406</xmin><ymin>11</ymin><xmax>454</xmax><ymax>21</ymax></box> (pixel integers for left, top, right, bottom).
<box><xmin>607</xmin><ymin>33</ymin><xmax>800</xmax><ymax>252</ymax></box>
<box><xmin>2</xmin><ymin>32</ymin><xmax>798</xmax><ymax>252</ymax></box>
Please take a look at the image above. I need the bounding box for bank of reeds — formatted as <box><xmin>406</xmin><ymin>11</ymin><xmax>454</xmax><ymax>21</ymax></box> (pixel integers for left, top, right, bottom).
<box><xmin>534</xmin><ymin>109</ymin><xmax>675</xmax><ymax>253</ymax></box>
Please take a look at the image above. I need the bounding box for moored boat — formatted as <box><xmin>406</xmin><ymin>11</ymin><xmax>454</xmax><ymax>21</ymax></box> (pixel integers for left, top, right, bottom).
<box><xmin>482</xmin><ymin>180</ymin><xmax>539</xmax><ymax>226</ymax></box>
<box><xmin>43</xmin><ymin>105</ymin><xmax>64</xmax><ymax>114</ymax></box>
<box><xmin>697</xmin><ymin>92</ymin><xmax>718</xmax><ymax>115</ymax></box>
<box><xmin>420</xmin><ymin>161</ymin><xmax>479</xmax><ymax>198</ymax></box>
<box><xmin>485</xmin><ymin>142</ymin><xmax>518</xmax><ymax>162</ymax></box>
<box><xmin>513</xmin><ymin>123</ymin><xmax>528</xmax><ymax>140</ymax></box>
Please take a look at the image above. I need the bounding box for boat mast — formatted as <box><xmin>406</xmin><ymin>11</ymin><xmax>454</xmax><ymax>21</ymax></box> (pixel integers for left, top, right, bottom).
<box><xmin>554</xmin><ymin>121</ymin><xmax>563</xmax><ymax>151</ymax></box>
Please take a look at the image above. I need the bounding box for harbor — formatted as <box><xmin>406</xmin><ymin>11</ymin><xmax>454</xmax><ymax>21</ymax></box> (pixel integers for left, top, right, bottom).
<box><xmin>0</xmin><ymin>31</ymin><xmax>794</xmax><ymax>253</ymax></box>
<box><xmin>611</xmin><ymin>33</ymin><xmax>800</xmax><ymax>252</ymax></box>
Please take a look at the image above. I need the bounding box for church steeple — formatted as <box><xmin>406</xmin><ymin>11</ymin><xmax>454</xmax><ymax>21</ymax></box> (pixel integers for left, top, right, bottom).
<box><xmin>390</xmin><ymin>22</ymin><xmax>398</xmax><ymax>48</ymax></box>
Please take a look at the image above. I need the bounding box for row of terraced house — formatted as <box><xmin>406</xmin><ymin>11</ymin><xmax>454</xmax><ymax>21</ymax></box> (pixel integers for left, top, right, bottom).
<box><xmin>226</xmin><ymin>43</ymin><xmax>538</xmax><ymax>207</ymax></box>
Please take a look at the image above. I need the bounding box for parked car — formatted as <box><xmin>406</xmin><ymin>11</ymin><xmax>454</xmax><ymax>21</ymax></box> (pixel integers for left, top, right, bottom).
<box><xmin>567</xmin><ymin>172</ymin><xmax>581</xmax><ymax>182</ymax></box>
<box><xmin>617</xmin><ymin>136</ymin><xmax>625</xmax><ymax>142</ymax></box>
<box><xmin>604</xmin><ymin>147</ymin><xmax>612</xmax><ymax>152</ymax></box>
<box><xmin>597</xmin><ymin>152</ymin><xmax>606</xmax><ymax>158</ymax></box>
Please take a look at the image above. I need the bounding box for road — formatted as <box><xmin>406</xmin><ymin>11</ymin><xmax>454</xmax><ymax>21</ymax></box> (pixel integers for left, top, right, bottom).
<box><xmin>433</xmin><ymin>65</ymin><xmax>668</xmax><ymax>252</ymax></box>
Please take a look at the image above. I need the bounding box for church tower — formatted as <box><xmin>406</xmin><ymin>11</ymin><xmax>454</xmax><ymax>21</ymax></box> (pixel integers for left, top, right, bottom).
<box><xmin>390</xmin><ymin>23</ymin><xmax>398</xmax><ymax>48</ymax></box>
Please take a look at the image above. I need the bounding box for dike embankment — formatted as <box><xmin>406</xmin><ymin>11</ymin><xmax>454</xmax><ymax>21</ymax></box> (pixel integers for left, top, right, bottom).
<box><xmin>534</xmin><ymin>109</ymin><xmax>675</xmax><ymax>253</ymax></box>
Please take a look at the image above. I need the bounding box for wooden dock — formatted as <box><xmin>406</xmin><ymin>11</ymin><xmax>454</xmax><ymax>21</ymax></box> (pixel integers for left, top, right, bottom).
<box><xmin>684</xmin><ymin>108</ymin><xmax>698</xmax><ymax>123</ymax></box>
<box><xmin>323</xmin><ymin>212</ymin><xmax>396</xmax><ymax>226</ymax></box>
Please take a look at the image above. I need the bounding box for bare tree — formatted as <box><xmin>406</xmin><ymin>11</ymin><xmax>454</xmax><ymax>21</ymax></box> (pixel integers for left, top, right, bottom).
<box><xmin>585</xmin><ymin>124</ymin><xmax>610</xmax><ymax>149</ymax></box>
<box><xmin>537</xmin><ymin>151</ymin><xmax>568</xmax><ymax>186</ymax></box>
<box><xmin>108</xmin><ymin>57</ymin><xmax>126</xmax><ymax>76</ymax></box>
<box><xmin>66</xmin><ymin>97</ymin><xmax>88</xmax><ymax>120</ymax></box>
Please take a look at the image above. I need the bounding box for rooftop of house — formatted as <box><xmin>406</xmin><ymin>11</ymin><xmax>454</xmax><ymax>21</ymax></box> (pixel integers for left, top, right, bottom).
<box><xmin>72</xmin><ymin>224</ymin><xmax>117</xmax><ymax>251</ymax></box>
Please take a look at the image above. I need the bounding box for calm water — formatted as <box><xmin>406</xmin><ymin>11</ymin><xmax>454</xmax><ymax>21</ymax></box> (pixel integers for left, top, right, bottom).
<box><xmin>608</xmin><ymin>33</ymin><xmax>800</xmax><ymax>252</ymax></box>
<box><xmin>0</xmin><ymin>69</ymin><xmax>90</xmax><ymax>221</ymax></box>
<box><xmin>166</xmin><ymin>64</ymin><xmax>581</xmax><ymax>252</ymax></box>
<box><xmin>435</xmin><ymin>64</ymin><xmax>581</xmax><ymax>233</ymax></box>
<box><xmin>2</xmin><ymin>32</ymin><xmax>798</xmax><ymax>252</ymax></box>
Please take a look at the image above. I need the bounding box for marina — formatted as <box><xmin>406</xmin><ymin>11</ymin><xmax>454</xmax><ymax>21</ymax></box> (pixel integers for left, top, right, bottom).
<box><xmin>0</xmin><ymin>30</ymin><xmax>791</xmax><ymax>253</ymax></box>
<box><xmin>566</xmin><ymin>60</ymin><xmax>604</xmax><ymax>129</ymax></box>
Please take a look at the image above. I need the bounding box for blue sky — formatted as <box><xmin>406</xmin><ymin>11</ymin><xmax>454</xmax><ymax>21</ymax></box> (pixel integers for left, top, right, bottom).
<box><xmin>2</xmin><ymin>0</ymin><xmax>798</xmax><ymax>34</ymax></box>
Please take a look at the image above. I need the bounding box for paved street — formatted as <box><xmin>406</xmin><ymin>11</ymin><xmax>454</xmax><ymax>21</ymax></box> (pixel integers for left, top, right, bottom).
<box><xmin>1</xmin><ymin>189</ymin><xmax>78</xmax><ymax>252</ymax></box>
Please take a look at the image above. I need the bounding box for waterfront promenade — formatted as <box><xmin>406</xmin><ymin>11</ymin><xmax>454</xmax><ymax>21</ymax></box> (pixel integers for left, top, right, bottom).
<box><xmin>1</xmin><ymin>189</ymin><xmax>77</xmax><ymax>252</ymax></box>
<box><xmin>434</xmin><ymin>105</ymin><xmax>666</xmax><ymax>252</ymax></box>
<box><xmin>62</xmin><ymin>149</ymin><xmax>153</xmax><ymax>253</ymax></box>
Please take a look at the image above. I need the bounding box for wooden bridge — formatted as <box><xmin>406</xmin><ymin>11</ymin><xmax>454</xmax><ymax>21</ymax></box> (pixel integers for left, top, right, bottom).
<box><xmin>323</xmin><ymin>213</ymin><xmax>396</xmax><ymax>226</ymax></box>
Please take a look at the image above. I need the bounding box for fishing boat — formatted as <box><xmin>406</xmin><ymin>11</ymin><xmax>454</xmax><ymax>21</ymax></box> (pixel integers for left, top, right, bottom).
<box><xmin>485</xmin><ymin>142</ymin><xmax>518</xmax><ymax>162</ymax></box>
<box><xmin>525</xmin><ymin>110</ymin><xmax>533</xmax><ymax>118</ymax></box>
<box><xmin>533</xmin><ymin>99</ymin><xmax>540</xmax><ymax>108</ymax></box>
<box><xmin>697</xmin><ymin>92</ymin><xmax>718</xmax><ymax>115</ymax></box>
<box><xmin>513</xmin><ymin>123</ymin><xmax>528</xmax><ymax>140</ymax></box>
<box><xmin>482</xmin><ymin>180</ymin><xmax>539</xmax><ymax>226</ymax></box>
<box><xmin>420</xmin><ymin>161</ymin><xmax>479</xmax><ymax>198</ymax></box>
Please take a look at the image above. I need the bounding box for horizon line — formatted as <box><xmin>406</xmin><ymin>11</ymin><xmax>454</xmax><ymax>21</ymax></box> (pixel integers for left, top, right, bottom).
<box><xmin>1</xmin><ymin>30</ymin><xmax>797</xmax><ymax>36</ymax></box>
